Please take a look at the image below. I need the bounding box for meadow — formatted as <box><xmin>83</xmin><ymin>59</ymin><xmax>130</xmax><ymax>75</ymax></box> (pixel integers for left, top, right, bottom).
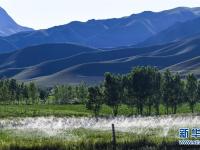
<box><xmin>0</xmin><ymin>129</ymin><xmax>179</xmax><ymax>150</ymax></box>
<box><xmin>0</xmin><ymin>103</ymin><xmax>200</xmax><ymax>118</ymax></box>
<box><xmin>1</xmin><ymin>104</ymin><xmax>200</xmax><ymax>149</ymax></box>
<box><xmin>0</xmin><ymin>116</ymin><xmax>194</xmax><ymax>150</ymax></box>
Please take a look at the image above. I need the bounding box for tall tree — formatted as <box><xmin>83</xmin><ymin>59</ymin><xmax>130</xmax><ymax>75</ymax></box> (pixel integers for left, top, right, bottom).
<box><xmin>170</xmin><ymin>74</ymin><xmax>185</xmax><ymax>114</ymax></box>
<box><xmin>22</xmin><ymin>84</ymin><xmax>29</xmax><ymax>104</ymax></box>
<box><xmin>148</xmin><ymin>68</ymin><xmax>161</xmax><ymax>115</ymax></box>
<box><xmin>8</xmin><ymin>79</ymin><xmax>17</xmax><ymax>104</ymax></box>
<box><xmin>86</xmin><ymin>86</ymin><xmax>102</xmax><ymax>120</ymax></box>
<box><xmin>29</xmin><ymin>82</ymin><xmax>38</xmax><ymax>104</ymax></box>
<box><xmin>0</xmin><ymin>83</ymin><xmax>10</xmax><ymax>104</ymax></box>
<box><xmin>53</xmin><ymin>86</ymin><xmax>60</xmax><ymax>104</ymax></box>
<box><xmin>162</xmin><ymin>70</ymin><xmax>173</xmax><ymax>114</ymax></box>
<box><xmin>104</xmin><ymin>73</ymin><xmax>122</xmax><ymax>116</ymax></box>
<box><xmin>39</xmin><ymin>89</ymin><xmax>49</xmax><ymax>104</ymax></box>
<box><xmin>123</xmin><ymin>75</ymin><xmax>136</xmax><ymax>115</ymax></box>
<box><xmin>77</xmin><ymin>83</ymin><xmax>88</xmax><ymax>104</ymax></box>
<box><xmin>128</xmin><ymin>66</ymin><xmax>160</xmax><ymax>115</ymax></box>
<box><xmin>186</xmin><ymin>74</ymin><xmax>198</xmax><ymax>113</ymax></box>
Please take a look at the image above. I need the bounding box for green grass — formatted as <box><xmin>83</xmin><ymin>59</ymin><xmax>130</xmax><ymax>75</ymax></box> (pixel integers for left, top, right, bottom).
<box><xmin>0</xmin><ymin>129</ymin><xmax>184</xmax><ymax>150</ymax></box>
<box><xmin>0</xmin><ymin>103</ymin><xmax>200</xmax><ymax>118</ymax></box>
<box><xmin>0</xmin><ymin>104</ymin><xmax>200</xmax><ymax>149</ymax></box>
<box><xmin>0</xmin><ymin>104</ymin><xmax>91</xmax><ymax>118</ymax></box>
<box><xmin>1</xmin><ymin>126</ymin><xmax>199</xmax><ymax>150</ymax></box>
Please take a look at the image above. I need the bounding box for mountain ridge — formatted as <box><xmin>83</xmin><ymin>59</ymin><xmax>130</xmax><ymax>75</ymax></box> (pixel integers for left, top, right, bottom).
<box><xmin>0</xmin><ymin>7</ymin><xmax>200</xmax><ymax>53</ymax></box>
<box><xmin>0</xmin><ymin>7</ymin><xmax>33</xmax><ymax>37</ymax></box>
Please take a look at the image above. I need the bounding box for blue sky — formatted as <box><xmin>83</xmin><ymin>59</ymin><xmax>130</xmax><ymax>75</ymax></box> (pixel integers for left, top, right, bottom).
<box><xmin>0</xmin><ymin>0</ymin><xmax>200</xmax><ymax>29</ymax></box>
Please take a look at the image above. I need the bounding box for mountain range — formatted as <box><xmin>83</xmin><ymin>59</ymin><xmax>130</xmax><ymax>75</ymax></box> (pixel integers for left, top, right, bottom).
<box><xmin>1</xmin><ymin>7</ymin><xmax>200</xmax><ymax>53</ymax></box>
<box><xmin>0</xmin><ymin>6</ymin><xmax>200</xmax><ymax>86</ymax></box>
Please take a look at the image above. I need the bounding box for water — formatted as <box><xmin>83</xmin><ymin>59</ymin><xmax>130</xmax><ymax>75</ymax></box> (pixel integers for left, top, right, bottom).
<box><xmin>0</xmin><ymin>115</ymin><xmax>199</xmax><ymax>137</ymax></box>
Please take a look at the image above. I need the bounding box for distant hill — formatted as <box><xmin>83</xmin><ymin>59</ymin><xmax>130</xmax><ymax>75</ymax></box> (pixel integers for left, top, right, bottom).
<box><xmin>0</xmin><ymin>35</ymin><xmax>200</xmax><ymax>86</ymax></box>
<box><xmin>0</xmin><ymin>7</ymin><xmax>200</xmax><ymax>53</ymax></box>
<box><xmin>0</xmin><ymin>7</ymin><xmax>33</xmax><ymax>37</ymax></box>
<box><xmin>165</xmin><ymin>56</ymin><xmax>200</xmax><ymax>78</ymax></box>
<box><xmin>0</xmin><ymin>43</ymin><xmax>100</xmax><ymax>69</ymax></box>
<box><xmin>7</xmin><ymin>44</ymin><xmax>165</xmax><ymax>80</ymax></box>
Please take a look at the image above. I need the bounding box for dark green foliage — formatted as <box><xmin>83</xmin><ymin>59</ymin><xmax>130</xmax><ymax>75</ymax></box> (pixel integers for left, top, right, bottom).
<box><xmin>170</xmin><ymin>74</ymin><xmax>185</xmax><ymax>114</ymax></box>
<box><xmin>86</xmin><ymin>86</ymin><xmax>103</xmax><ymax>119</ymax></box>
<box><xmin>186</xmin><ymin>74</ymin><xmax>198</xmax><ymax>113</ymax></box>
<box><xmin>0</xmin><ymin>79</ymin><xmax>40</xmax><ymax>104</ymax></box>
<box><xmin>127</xmin><ymin>67</ymin><xmax>161</xmax><ymax>115</ymax></box>
<box><xmin>29</xmin><ymin>82</ymin><xmax>38</xmax><ymax>104</ymax></box>
<box><xmin>76</xmin><ymin>83</ymin><xmax>88</xmax><ymax>104</ymax></box>
<box><xmin>162</xmin><ymin>70</ymin><xmax>174</xmax><ymax>114</ymax></box>
<box><xmin>39</xmin><ymin>89</ymin><xmax>49</xmax><ymax>104</ymax></box>
<box><xmin>104</xmin><ymin>73</ymin><xmax>122</xmax><ymax>116</ymax></box>
<box><xmin>52</xmin><ymin>84</ymin><xmax>88</xmax><ymax>104</ymax></box>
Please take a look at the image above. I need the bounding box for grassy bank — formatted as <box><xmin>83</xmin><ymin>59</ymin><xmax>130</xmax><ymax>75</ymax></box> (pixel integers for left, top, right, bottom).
<box><xmin>0</xmin><ymin>129</ymin><xmax>188</xmax><ymax>150</ymax></box>
<box><xmin>0</xmin><ymin>103</ymin><xmax>200</xmax><ymax>118</ymax></box>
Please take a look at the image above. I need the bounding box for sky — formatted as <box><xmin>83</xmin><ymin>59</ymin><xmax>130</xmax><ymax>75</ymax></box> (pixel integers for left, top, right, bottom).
<box><xmin>0</xmin><ymin>0</ymin><xmax>200</xmax><ymax>29</ymax></box>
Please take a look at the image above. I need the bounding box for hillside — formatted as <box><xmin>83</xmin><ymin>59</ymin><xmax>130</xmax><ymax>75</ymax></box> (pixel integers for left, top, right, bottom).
<box><xmin>0</xmin><ymin>35</ymin><xmax>200</xmax><ymax>86</ymax></box>
<box><xmin>31</xmin><ymin>36</ymin><xmax>200</xmax><ymax>86</ymax></box>
<box><xmin>165</xmin><ymin>56</ymin><xmax>200</xmax><ymax>77</ymax></box>
<box><xmin>0</xmin><ymin>43</ymin><xmax>100</xmax><ymax>70</ymax></box>
<box><xmin>141</xmin><ymin>17</ymin><xmax>200</xmax><ymax>46</ymax></box>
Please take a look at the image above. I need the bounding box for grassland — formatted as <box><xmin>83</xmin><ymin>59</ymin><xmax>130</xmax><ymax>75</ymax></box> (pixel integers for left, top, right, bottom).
<box><xmin>0</xmin><ymin>104</ymin><xmax>200</xmax><ymax>149</ymax></box>
<box><xmin>0</xmin><ymin>103</ymin><xmax>200</xmax><ymax>118</ymax></box>
<box><xmin>0</xmin><ymin>128</ymin><xmax>187</xmax><ymax>150</ymax></box>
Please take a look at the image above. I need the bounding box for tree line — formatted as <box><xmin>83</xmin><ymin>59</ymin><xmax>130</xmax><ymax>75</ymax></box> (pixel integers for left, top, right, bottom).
<box><xmin>0</xmin><ymin>66</ymin><xmax>200</xmax><ymax>117</ymax></box>
<box><xmin>0</xmin><ymin>79</ymin><xmax>87</xmax><ymax>105</ymax></box>
<box><xmin>86</xmin><ymin>67</ymin><xmax>200</xmax><ymax>117</ymax></box>
<box><xmin>0</xmin><ymin>79</ymin><xmax>48</xmax><ymax>104</ymax></box>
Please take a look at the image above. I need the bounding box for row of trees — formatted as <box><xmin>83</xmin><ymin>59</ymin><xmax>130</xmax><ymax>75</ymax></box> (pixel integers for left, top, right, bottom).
<box><xmin>0</xmin><ymin>79</ymin><xmax>46</xmax><ymax>104</ymax></box>
<box><xmin>86</xmin><ymin>67</ymin><xmax>200</xmax><ymax>117</ymax></box>
<box><xmin>0</xmin><ymin>79</ymin><xmax>88</xmax><ymax>105</ymax></box>
<box><xmin>0</xmin><ymin>67</ymin><xmax>200</xmax><ymax>117</ymax></box>
<box><xmin>53</xmin><ymin>83</ymin><xmax>88</xmax><ymax>104</ymax></box>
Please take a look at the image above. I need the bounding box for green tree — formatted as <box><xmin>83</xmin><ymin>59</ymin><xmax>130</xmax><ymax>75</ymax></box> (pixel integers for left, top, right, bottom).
<box><xmin>86</xmin><ymin>86</ymin><xmax>102</xmax><ymax>120</ymax></box>
<box><xmin>39</xmin><ymin>89</ymin><xmax>49</xmax><ymax>104</ymax></box>
<box><xmin>0</xmin><ymin>83</ymin><xmax>10</xmax><ymax>104</ymax></box>
<box><xmin>29</xmin><ymin>82</ymin><xmax>38</xmax><ymax>104</ymax></box>
<box><xmin>162</xmin><ymin>70</ymin><xmax>173</xmax><ymax>114</ymax></box>
<box><xmin>15</xmin><ymin>83</ymin><xmax>22</xmax><ymax>104</ymax></box>
<box><xmin>170</xmin><ymin>74</ymin><xmax>185</xmax><ymax>114</ymax></box>
<box><xmin>186</xmin><ymin>74</ymin><xmax>198</xmax><ymax>113</ymax></box>
<box><xmin>22</xmin><ymin>85</ymin><xmax>29</xmax><ymax>104</ymax></box>
<box><xmin>147</xmin><ymin>68</ymin><xmax>161</xmax><ymax>115</ymax></box>
<box><xmin>53</xmin><ymin>86</ymin><xmax>60</xmax><ymax>104</ymax></box>
<box><xmin>123</xmin><ymin>75</ymin><xmax>136</xmax><ymax>115</ymax></box>
<box><xmin>77</xmin><ymin>83</ymin><xmax>88</xmax><ymax>104</ymax></box>
<box><xmin>8</xmin><ymin>79</ymin><xmax>17</xmax><ymax>104</ymax></box>
<box><xmin>104</xmin><ymin>73</ymin><xmax>122</xmax><ymax>116</ymax></box>
<box><xmin>128</xmin><ymin>66</ymin><xmax>160</xmax><ymax>115</ymax></box>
